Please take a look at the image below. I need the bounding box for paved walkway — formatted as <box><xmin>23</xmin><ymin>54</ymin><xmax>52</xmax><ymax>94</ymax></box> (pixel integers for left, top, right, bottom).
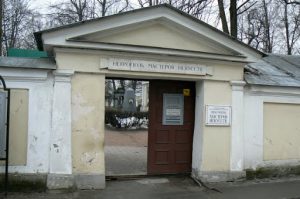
<box><xmin>105</xmin><ymin>146</ymin><xmax>147</xmax><ymax>175</ymax></box>
<box><xmin>105</xmin><ymin>128</ymin><xmax>148</xmax><ymax>175</ymax></box>
<box><xmin>2</xmin><ymin>176</ymin><xmax>300</xmax><ymax>199</ymax></box>
<box><xmin>105</xmin><ymin>128</ymin><xmax>148</xmax><ymax>147</ymax></box>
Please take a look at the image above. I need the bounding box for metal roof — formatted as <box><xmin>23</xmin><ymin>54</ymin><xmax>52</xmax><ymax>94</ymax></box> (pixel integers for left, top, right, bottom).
<box><xmin>8</xmin><ymin>48</ymin><xmax>48</xmax><ymax>58</ymax></box>
<box><xmin>0</xmin><ymin>57</ymin><xmax>56</xmax><ymax>70</ymax></box>
<box><xmin>245</xmin><ymin>54</ymin><xmax>300</xmax><ymax>87</ymax></box>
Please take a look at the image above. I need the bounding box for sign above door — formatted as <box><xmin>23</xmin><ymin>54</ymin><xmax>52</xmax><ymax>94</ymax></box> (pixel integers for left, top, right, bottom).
<box><xmin>100</xmin><ymin>58</ymin><xmax>213</xmax><ymax>76</ymax></box>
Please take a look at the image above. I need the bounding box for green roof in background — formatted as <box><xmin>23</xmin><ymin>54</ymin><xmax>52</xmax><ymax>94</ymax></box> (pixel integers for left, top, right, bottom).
<box><xmin>7</xmin><ymin>48</ymin><xmax>48</xmax><ymax>58</ymax></box>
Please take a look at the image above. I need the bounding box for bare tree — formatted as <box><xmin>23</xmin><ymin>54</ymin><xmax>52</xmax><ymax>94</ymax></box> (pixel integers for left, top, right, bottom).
<box><xmin>2</xmin><ymin>0</ymin><xmax>38</xmax><ymax>54</ymax></box>
<box><xmin>236</xmin><ymin>0</ymin><xmax>286</xmax><ymax>53</ymax></box>
<box><xmin>218</xmin><ymin>0</ymin><xmax>229</xmax><ymax>34</ymax></box>
<box><xmin>71</xmin><ymin>0</ymin><xmax>88</xmax><ymax>21</ymax></box>
<box><xmin>279</xmin><ymin>0</ymin><xmax>300</xmax><ymax>54</ymax></box>
<box><xmin>47</xmin><ymin>0</ymin><xmax>93</xmax><ymax>26</ymax></box>
<box><xmin>136</xmin><ymin>0</ymin><xmax>213</xmax><ymax>20</ymax></box>
<box><xmin>239</xmin><ymin>8</ymin><xmax>263</xmax><ymax>48</ymax></box>
<box><xmin>96</xmin><ymin>0</ymin><xmax>130</xmax><ymax>17</ymax></box>
<box><xmin>230</xmin><ymin>0</ymin><xmax>238</xmax><ymax>38</ymax></box>
<box><xmin>137</xmin><ymin>0</ymin><xmax>152</xmax><ymax>7</ymax></box>
<box><xmin>251</xmin><ymin>0</ymin><xmax>282</xmax><ymax>53</ymax></box>
<box><xmin>174</xmin><ymin>0</ymin><xmax>213</xmax><ymax>19</ymax></box>
<box><xmin>48</xmin><ymin>0</ymin><xmax>130</xmax><ymax>26</ymax></box>
<box><xmin>21</xmin><ymin>11</ymin><xmax>44</xmax><ymax>49</ymax></box>
<box><xmin>217</xmin><ymin>0</ymin><xmax>257</xmax><ymax>38</ymax></box>
<box><xmin>283</xmin><ymin>0</ymin><xmax>300</xmax><ymax>5</ymax></box>
<box><xmin>0</xmin><ymin>0</ymin><xmax>298</xmax><ymax>56</ymax></box>
<box><xmin>261</xmin><ymin>0</ymin><xmax>273</xmax><ymax>52</ymax></box>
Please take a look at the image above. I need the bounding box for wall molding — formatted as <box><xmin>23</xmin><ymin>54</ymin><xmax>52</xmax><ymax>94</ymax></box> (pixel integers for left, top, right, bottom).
<box><xmin>0</xmin><ymin>68</ymin><xmax>50</xmax><ymax>82</ymax></box>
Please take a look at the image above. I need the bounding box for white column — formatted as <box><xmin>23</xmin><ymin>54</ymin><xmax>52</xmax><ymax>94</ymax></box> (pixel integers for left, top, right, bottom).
<box><xmin>192</xmin><ymin>81</ymin><xmax>204</xmax><ymax>177</ymax></box>
<box><xmin>230</xmin><ymin>81</ymin><xmax>246</xmax><ymax>171</ymax></box>
<box><xmin>49</xmin><ymin>70</ymin><xmax>74</xmax><ymax>174</ymax></box>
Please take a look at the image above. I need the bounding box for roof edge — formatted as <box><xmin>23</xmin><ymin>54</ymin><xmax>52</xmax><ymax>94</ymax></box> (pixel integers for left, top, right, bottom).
<box><xmin>0</xmin><ymin>57</ymin><xmax>56</xmax><ymax>70</ymax></box>
<box><xmin>34</xmin><ymin>4</ymin><xmax>265</xmax><ymax>56</ymax></box>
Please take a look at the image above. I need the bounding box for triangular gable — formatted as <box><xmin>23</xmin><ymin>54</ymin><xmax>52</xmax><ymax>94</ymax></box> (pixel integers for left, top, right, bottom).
<box><xmin>70</xmin><ymin>20</ymin><xmax>238</xmax><ymax>55</ymax></box>
<box><xmin>35</xmin><ymin>4</ymin><xmax>264</xmax><ymax>62</ymax></box>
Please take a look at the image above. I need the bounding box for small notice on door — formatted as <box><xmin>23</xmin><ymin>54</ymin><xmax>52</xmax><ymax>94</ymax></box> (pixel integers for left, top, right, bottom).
<box><xmin>166</xmin><ymin>108</ymin><xmax>181</xmax><ymax>116</ymax></box>
<box><xmin>205</xmin><ymin>105</ymin><xmax>231</xmax><ymax>126</ymax></box>
<box><xmin>163</xmin><ymin>94</ymin><xmax>184</xmax><ymax>125</ymax></box>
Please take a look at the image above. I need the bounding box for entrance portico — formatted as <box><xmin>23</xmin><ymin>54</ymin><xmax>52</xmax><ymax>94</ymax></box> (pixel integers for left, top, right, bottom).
<box><xmin>35</xmin><ymin>4</ymin><xmax>263</xmax><ymax>189</ymax></box>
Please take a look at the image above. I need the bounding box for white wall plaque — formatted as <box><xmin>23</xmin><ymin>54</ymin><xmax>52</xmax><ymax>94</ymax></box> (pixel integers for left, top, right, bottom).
<box><xmin>100</xmin><ymin>58</ymin><xmax>213</xmax><ymax>76</ymax></box>
<box><xmin>205</xmin><ymin>105</ymin><xmax>231</xmax><ymax>126</ymax></box>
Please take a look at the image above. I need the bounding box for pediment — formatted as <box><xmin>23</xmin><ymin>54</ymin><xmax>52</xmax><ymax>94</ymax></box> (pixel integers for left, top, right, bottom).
<box><xmin>37</xmin><ymin>5</ymin><xmax>263</xmax><ymax>62</ymax></box>
<box><xmin>71</xmin><ymin>21</ymin><xmax>238</xmax><ymax>55</ymax></box>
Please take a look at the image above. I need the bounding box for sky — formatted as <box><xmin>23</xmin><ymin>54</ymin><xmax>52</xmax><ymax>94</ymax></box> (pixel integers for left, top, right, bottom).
<box><xmin>28</xmin><ymin>0</ymin><xmax>221</xmax><ymax>29</ymax></box>
<box><xmin>29</xmin><ymin>0</ymin><xmax>144</xmax><ymax>14</ymax></box>
<box><xmin>21</xmin><ymin>0</ymin><xmax>300</xmax><ymax>54</ymax></box>
<box><xmin>30</xmin><ymin>0</ymin><xmax>60</xmax><ymax>13</ymax></box>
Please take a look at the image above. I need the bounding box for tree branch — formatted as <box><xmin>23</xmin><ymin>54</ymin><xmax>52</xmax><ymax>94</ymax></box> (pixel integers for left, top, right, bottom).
<box><xmin>238</xmin><ymin>1</ymin><xmax>257</xmax><ymax>15</ymax></box>
<box><xmin>284</xmin><ymin>0</ymin><xmax>300</xmax><ymax>5</ymax></box>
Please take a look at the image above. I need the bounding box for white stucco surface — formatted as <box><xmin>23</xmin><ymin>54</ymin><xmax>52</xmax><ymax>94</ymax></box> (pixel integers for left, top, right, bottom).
<box><xmin>192</xmin><ymin>81</ymin><xmax>204</xmax><ymax>176</ymax></box>
<box><xmin>49</xmin><ymin>70</ymin><xmax>74</xmax><ymax>174</ymax></box>
<box><xmin>264</xmin><ymin>102</ymin><xmax>300</xmax><ymax>160</ymax></box>
<box><xmin>0</xmin><ymin>68</ymin><xmax>53</xmax><ymax>173</ymax></box>
<box><xmin>230</xmin><ymin>81</ymin><xmax>246</xmax><ymax>171</ymax></box>
<box><xmin>244</xmin><ymin>86</ymin><xmax>300</xmax><ymax>169</ymax></box>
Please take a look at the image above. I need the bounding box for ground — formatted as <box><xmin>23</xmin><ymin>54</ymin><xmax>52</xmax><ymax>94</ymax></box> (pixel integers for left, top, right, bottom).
<box><xmin>2</xmin><ymin>176</ymin><xmax>300</xmax><ymax>199</ymax></box>
<box><xmin>105</xmin><ymin>128</ymin><xmax>148</xmax><ymax>175</ymax></box>
<box><xmin>104</xmin><ymin>128</ymin><xmax>147</xmax><ymax>147</ymax></box>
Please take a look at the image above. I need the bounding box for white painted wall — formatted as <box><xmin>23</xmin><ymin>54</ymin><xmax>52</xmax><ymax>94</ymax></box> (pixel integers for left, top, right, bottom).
<box><xmin>0</xmin><ymin>68</ymin><xmax>54</xmax><ymax>173</ymax></box>
<box><xmin>244</xmin><ymin>86</ymin><xmax>300</xmax><ymax>169</ymax></box>
<box><xmin>4</xmin><ymin>66</ymin><xmax>300</xmax><ymax>177</ymax></box>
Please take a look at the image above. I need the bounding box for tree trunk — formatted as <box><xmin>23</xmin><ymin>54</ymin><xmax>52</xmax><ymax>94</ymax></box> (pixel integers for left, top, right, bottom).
<box><xmin>132</xmin><ymin>80</ymin><xmax>137</xmax><ymax>92</ymax></box>
<box><xmin>120</xmin><ymin>80</ymin><xmax>125</xmax><ymax>90</ymax></box>
<box><xmin>102</xmin><ymin>0</ymin><xmax>106</xmax><ymax>17</ymax></box>
<box><xmin>230</xmin><ymin>0</ymin><xmax>237</xmax><ymax>38</ymax></box>
<box><xmin>112</xmin><ymin>80</ymin><xmax>116</xmax><ymax>91</ymax></box>
<box><xmin>284</xmin><ymin>0</ymin><xmax>300</xmax><ymax>5</ymax></box>
<box><xmin>284</xmin><ymin>2</ymin><xmax>291</xmax><ymax>55</ymax></box>
<box><xmin>263</xmin><ymin>0</ymin><xmax>272</xmax><ymax>53</ymax></box>
<box><xmin>217</xmin><ymin>0</ymin><xmax>229</xmax><ymax>34</ymax></box>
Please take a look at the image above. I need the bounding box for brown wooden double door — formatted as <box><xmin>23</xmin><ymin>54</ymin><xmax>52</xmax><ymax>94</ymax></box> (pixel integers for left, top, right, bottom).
<box><xmin>148</xmin><ymin>80</ymin><xmax>195</xmax><ymax>174</ymax></box>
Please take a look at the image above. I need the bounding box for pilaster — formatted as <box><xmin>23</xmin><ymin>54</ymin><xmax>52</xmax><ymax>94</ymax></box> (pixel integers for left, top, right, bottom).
<box><xmin>230</xmin><ymin>81</ymin><xmax>246</xmax><ymax>171</ymax></box>
<box><xmin>49</xmin><ymin>70</ymin><xmax>74</xmax><ymax>175</ymax></box>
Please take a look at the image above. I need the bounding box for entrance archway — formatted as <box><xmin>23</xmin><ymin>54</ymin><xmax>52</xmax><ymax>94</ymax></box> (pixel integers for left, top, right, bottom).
<box><xmin>104</xmin><ymin>78</ymin><xmax>195</xmax><ymax>176</ymax></box>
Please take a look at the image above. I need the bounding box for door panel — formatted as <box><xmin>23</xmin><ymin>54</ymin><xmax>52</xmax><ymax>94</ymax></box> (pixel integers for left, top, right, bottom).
<box><xmin>148</xmin><ymin>80</ymin><xmax>195</xmax><ymax>174</ymax></box>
